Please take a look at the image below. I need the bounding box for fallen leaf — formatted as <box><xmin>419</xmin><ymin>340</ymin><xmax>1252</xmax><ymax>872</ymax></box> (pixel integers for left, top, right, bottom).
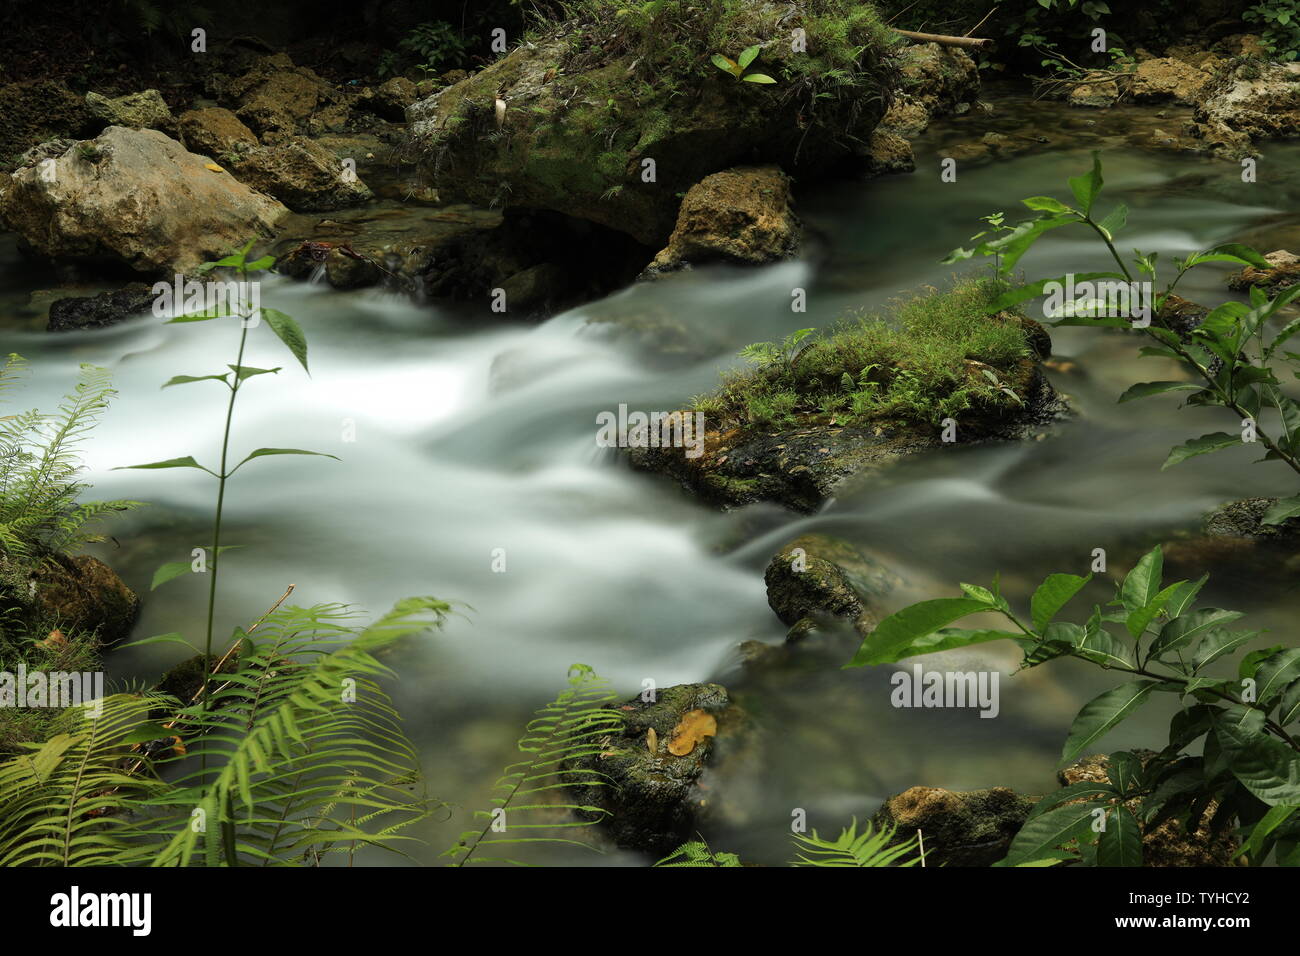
<box><xmin>205</xmin><ymin>162</ymin><xmax>224</xmax><ymax>172</ymax></box>
<box><xmin>667</xmin><ymin>709</ymin><xmax>717</xmax><ymax>756</ymax></box>
<box><xmin>39</xmin><ymin>629</ymin><xmax>67</xmax><ymax>649</ymax></box>
<box><xmin>646</xmin><ymin>727</ymin><xmax>658</xmax><ymax>754</ymax></box>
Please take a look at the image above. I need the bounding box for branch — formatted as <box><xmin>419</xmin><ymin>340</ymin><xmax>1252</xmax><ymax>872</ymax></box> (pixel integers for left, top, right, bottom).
<box><xmin>895</xmin><ymin>29</ymin><xmax>991</xmax><ymax>49</ymax></box>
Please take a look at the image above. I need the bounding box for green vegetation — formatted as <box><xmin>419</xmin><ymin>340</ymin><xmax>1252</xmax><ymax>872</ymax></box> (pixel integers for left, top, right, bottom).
<box><xmin>692</xmin><ymin>279</ymin><xmax>1033</xmax><ymax>431</ymax></box>
<box><xmin>657</xmin><ymin>818</ymin><xmax>923</xmax><ymax>866</ymax></box>
<box><xmin>1246</xmin><ymin>0</ymin><xmax>1300</xmax><ymax>60</ymax></box>
<box><xmin>948</xmin><ymin>151</ymin><xmax>1300</xmax><ymax>524</ymax></box>
<box><xmin>848</xmin><ymin>547</ymin><xmax>1300</xmax><ymax>866</ymax></box>
<box><xmin>0</xmin><ymin>359</ymin><xmax>136</xmax><ymax>753</ymax></box>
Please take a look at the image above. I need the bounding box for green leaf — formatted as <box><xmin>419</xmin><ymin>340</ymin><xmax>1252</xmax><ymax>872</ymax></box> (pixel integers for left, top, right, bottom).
<box><xmin>711</xmin><ymin>54</ymin><xmax>738</xmax><ymax>75</ymax></box>
<box><xmin>162</xmin><ymin>374</ymin><xmax>229</xmax><ymax>388</ymax></box>
<box><xmin>244</xmin><ymin>255</ymin><xmax>276</xmax><ymax>271</ymax></box>
<box><xmin>1097</xmin><ymin>806</ymin><xmax>1143</xmax><ymax>866</ymax></box>
<box><xmin>741</xmin><ymin>72</ymin><xmax>777</xmax><ymax>83</ymax></box>
<box><xmin>1125</xmin><ymin>582</ymin><xmax>1179</xmax><ymax>639</ymax></box>
<box><xmin>1213</xmin><ymin>709</ymin><xmax>1300</xmax><ymax>806</ymax></box>
<box><xmin>1192</xmin><ymin>629</ymin><xmax>1261</xmax><ymax>671</ymax></box>
<box><xmin>1062</xmin><ymin>681</ymin><xmax>1161</xmax><ymax>764</ymax></box>
<box><xmin>1150</xmin><ymin>608</ymin><xmax>1245</xmax><ymax>659</ymax></box>
<box><xmin>1077</xmin><ymin>627</ymin><xmax>1134</xmax><ymax>669</ymax></box>
<box><xmin>1161</xmin><ymin>432</ymin><xmax>1240</xmax><ymax>470</ymax></box>
<box><xmin>1279</xmin><ymin>680</ymin><xmax>1300</xmax><ymax>725</ymax></box>
<box><xmin>1256</xmin><ymin>649</ymin><xmax>1300</xmax><ymax>705</ymax></box>
<box><xmin>1106</xmin><ymin>752</ymin><xmax>1143</xmax><ymax>795</ymax></box>
<box><xmin>1022</xmin><ymin>196</ymin><xmax>1074</xmax><ymax>214</ymax></box>
<box><xmin>229</xmin><ymin>364</ymin><xmax>281</xmax><ymax>383</ymax></box>
<box><xmin>232</xmin><ymin>447</ymin><xmax>340</xmax><ymax>472</ymax></box>
<box><xmin>114</xmin><ymin>456</ymin><xmax>214</xmax><ymax>475</ymax></box>
<box><xmin>1068</xmin><ymin>151</ymin><xmax>1104</xmax><ymax>216</ymax></box>
<box><xmin>1030</xmin><ymin>573</ymin><xmax>1091</xmax><ymax>631</ymax></box>
<box><xmin>848</xmin><ymin>598</ymin><xmax>990</xmax><ymax>666</ymax></box>
<box><xmin>121</xmin><ymin>632</ymin><xmax>198</xmax><ymax>652</ymax></box>
<box><xmin>261</xmin><ymin>308</ymin><xmax>309</xmax><ymax>373</ymax></box>
<box><xmin>907</xmin><ymin>628</ymin><xmax>1022</xmax><ymax>656</ymax></box>
<box><xmin>737</xmin><ymin>44</ymin><xmax>760</xmax><ymax>69</ymax></box>
<box><xmin>1165</xmin><ymin>574</ymin><xmax>1208</xmax><ymax>619</ymax></box>
<box><xmin>1119</xmin><ymin>546</ymin><xmax>1163</xmax><ymax>613</ymax></box>
<box><xmin>1242</xmin><ymin>805</ymin><xmax>1298</xmax><ymax>864</ymax></box>
<box><xmin>166</xmin><ymin>309</ymin><xmax>230</xmax><ymax>323</ymax></box>
<box><xmin>1189</xmin><ymin>243</ymin><xmax>1273</xmax><ymax>271</ymax></box>
<box><xmin>1096</xmin><ymin>203</ymin><xmax>1128</xmax><ymax>241</ymax></box>
<box><xmin>997</xmin><ymin>801</ymin><xmax>1107</xmax><ymax>866</ymax></box>
<box><xmin>151</xmin><ymin>561</ymin><xmax>193</xmax><ymax>590</ymax></box>
<box><xmin>1117</xmin><ymin>381</ymin><xmax>1205</xmax><ymax>403</ymax></box>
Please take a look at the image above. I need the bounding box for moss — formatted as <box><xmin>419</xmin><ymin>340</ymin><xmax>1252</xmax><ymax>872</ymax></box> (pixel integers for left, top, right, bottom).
<box><xmin>695</xmin><ymin>277</ymin><xmax>1038</xmax><ymax>432</ymax></box>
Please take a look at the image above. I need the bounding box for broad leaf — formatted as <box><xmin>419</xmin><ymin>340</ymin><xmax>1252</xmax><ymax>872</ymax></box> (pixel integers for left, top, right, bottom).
<box><xmin>1161</xmin><ymin>432</ymin><xmax>1240</xmax><ymax>470</ymax></box>
<box><xmin>848</xmin><ymin>598</ymin><xmax>990</xmax><ymax>666</ymax></box>
<box><xmin>1062</xmin><ymin>681</ymin><xmax>1161</xmax><ymax>764</ymax></box>
<box><xmin>997</xmin><ymin>801</ymin><xmax>1107</xmax><ymax>867</ymax></box>
<box><xmin>1117</xmin><ymin>381</ymin><xmax>1204</xmax><ymax>403</ymax></box>
<box><xmin>1262</xmin><ymin>495</ymin><xmax>1300</xmax><ymax>526</ymax></box>
<box><xmin>1119</xmin><ymin>547</ymin><xmax>1163</xmax><ymax>613</ymax></box>
<box><xmin>1030</xmin><ymin>573</ymin><xmax>1091</xmax><ymax>632</ymax></box>
<box><xmin>1068</xmin><ymin>151</ymin><xmax>1103</xmax><ymax>216</ymax></box>
<box><xmin>1097</xmin><ymin>806</ymin><xmax>1142</xmax><ymax>866</ymax></box>
<box><xmin>262</xmin><ymin>308</ymin><xmax>309</xmax><ymax>372</ymax></box>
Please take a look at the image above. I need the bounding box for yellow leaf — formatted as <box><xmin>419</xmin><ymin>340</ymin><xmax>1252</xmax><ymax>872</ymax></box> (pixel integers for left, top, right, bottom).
<box><xmin>667</xmin><ymin>709</ymin><xmax>717</xmax><ymax>756</ymax></box>
<box><xmin>205</xmin><ymin>163</ymin><xmax>224</xmax><ymax>172</ymax></box>
<box><xmin>646</xmin><ymin>727</ymin><xmax>658</xmax><ymax>754</ymax></box>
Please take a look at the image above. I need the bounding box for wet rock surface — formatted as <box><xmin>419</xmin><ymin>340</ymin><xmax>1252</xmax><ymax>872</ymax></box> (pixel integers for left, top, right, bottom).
<box><xmin>764</xmin><ymin>533</ymin><xmax>899</xmax><ymax>633</ymax></box>
<box><xmin>873</xmin><ymin>785</ymin><xmax>1034</xmax><ymax>867</ymax></box>
<box><xmin>563</xmin><ymin>682</ymin><xmax>742</xmax><ymax>854</ymax></box>
<box><xmin>46</xmin><ymin>283</ymin><xmax>156</xmax><ymax>331</ymax></box>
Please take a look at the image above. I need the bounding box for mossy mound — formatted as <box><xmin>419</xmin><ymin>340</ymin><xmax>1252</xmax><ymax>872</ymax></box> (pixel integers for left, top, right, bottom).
<box><xmin>631</xmin><ymin>280</ymin><xmax>1067</xmax><ymax>511</ymax></box>
<box><xmin>407</xmin><ymin>0</ymin><xmax>900</xmax><ymax>246</ymax></box>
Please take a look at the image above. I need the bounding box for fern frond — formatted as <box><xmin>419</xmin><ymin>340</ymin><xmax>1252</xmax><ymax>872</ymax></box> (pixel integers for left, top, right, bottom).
<box><xmin>791</xmin><ymin>818</ymin><xmax>922</xmax><ymax>867</ymax></box>
<box><xmin>444</xmin><ymin>663</ymin><xmax>623</xmax><ymax>866</ymax></box>
<box><xmin>656</xmin><ymin>839</ymin><xmax>743</xmax><ymax>867</ymax></box>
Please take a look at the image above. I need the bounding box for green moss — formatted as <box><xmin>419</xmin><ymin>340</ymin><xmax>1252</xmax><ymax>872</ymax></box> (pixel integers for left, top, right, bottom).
<box><xmin>696</xmin><ymin>278</ymin><xmax>1035</xmax><ymax>431</ymax></box>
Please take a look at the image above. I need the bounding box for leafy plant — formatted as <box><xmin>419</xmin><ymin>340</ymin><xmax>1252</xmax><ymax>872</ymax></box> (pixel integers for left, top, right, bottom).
<box><xmin>116</xmin><ymin>240</ymin><xmax>334</xmax><ymax>722</ymax></box>
<box><xmin>739</xmin><ymin>327</ymin><xmax>816</xmax><ymax>368</ymax></box>
<box><xmin>443</xmin><ymin>663</ymin><xmax>623</xmax><ymax>866</ymax></box>
<box><xmin>847</xmin><ymin>546</ymin><xmax>1300</xmax><ymax>866</ymax></box>
<box><xmin>655</xmin><ymin>838</ymin><xmax>743</xmax><ymax>867</ymax></box>
<box><xmin>398</xmin><ymin>20</ymin><xmax>470</xmax><ymax>75</ymax></box>
<box><xmin>947</xmin><ymin>151</ymin><xmax>1300</xmax><ymax>525</ymax></box>
<box><xmin>0</xmin><ymin>598</ymin><xmax>450</xmax><ymax>866</ymax></box>
<box><xmin>711</xmin><ymin>44</ymin><xmax>777</xmax><ymax>83</ymax></box>
<box><xmin>1246</xmin><ymin>0</ymin><xmax>1300</xmax><ymax>61</ymax></box>
<box><xmin>792</xmin><ymin>818</ymin><xmax>923</xmax><ymax>866</ymax></box>
<box><xmin>0</xmin><ymin>356</ymin><xmax>137</xmax><ymax>589</ymax></box>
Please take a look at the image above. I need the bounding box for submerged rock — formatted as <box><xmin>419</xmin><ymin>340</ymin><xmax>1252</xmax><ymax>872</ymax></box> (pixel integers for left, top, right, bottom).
<box><xmin>645</xmin><ymin>165</ymin><xmax>800</xmax><ymax>274</ymax></box>
<box><xmin>47</xmin><ymin>284</ymin><xmax>156</xmax><ymax>331</ymax></box>
<box><xmin>0</xmin><ymin>127</ymin><xmax>288</xmax><ymax>275</ymax></box>
<box><xmin>764</xmin><ymin>534</ymin><xmax>898</xmax><ymax>632</ymax></box>
<box><xmin>563</xmin><ymin>682</ymin><xmax>742</xmax><ymax>854</ymax></box>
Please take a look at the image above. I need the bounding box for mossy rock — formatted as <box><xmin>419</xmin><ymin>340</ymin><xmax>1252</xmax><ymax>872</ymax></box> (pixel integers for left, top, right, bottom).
<box><xmin>29</xmin><ymin>554</ymin><xmax>139</xmax><ymax>647</ymax></box>
<box><xmin>872</xmin><ymin>785</ymin><xmax>1034</xmax><ymax>867</ymax></box>
<box><xmin>764</xmin><ymin>533</ymin><xmax>899</xmax><ymax>630</ymax></box>
<box><xmin>563</xmin><ymin>682</ymin><xmax>743</xmax><ymax>854</ymax></box>
<box><xmin>407</xmin><ymin>2</ymin><xmax>900</xmax><ymax>247</ymax></box>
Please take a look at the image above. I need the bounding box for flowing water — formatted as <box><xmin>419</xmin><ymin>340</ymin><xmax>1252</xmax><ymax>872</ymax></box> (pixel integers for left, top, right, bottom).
<box><xmin>3</xmin><ymin>106</ymin><xmax>1298</xmax><ymax>865</ymax></box>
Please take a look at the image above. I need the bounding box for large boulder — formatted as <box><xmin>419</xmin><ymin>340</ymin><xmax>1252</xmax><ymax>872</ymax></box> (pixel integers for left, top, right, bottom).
<box><xmin>1190</xmin><ymin>60</ymin><xmax>1300</xmax><ymax>156</ymax></box>
<box><xmin>226</xmin><ymin>137</ymin><xmax>373</xmax><ymax>211</ymax></box>
<box><xmin>646</xmin><ymin>165</ymin><xmax>800</xmax><ymax>273</ymax></box>
<box><xmin>1131</xmin><ymin>57</ymin><xmax>1214</xmax><ymax>105</ymax></box>
<box><xmin>223</xmin><ymin>55</ymin><xmax>344</xmax><ymax>139</ymax></box>
<box><xmin>406</xmin><ymin>4</ymin><xmax>901</xmax><ymax>247</ymax></box>
<box><xmin>0</xmin><ymin>127</ymin><xmax>289</xmax><ymax>275</ymax></box>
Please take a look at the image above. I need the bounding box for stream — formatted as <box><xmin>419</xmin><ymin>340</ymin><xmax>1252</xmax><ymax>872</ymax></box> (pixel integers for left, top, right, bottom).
<box><xmin>2</xmin><ymin>100</ymin><xmax>1298</xmax><ymax>866</ymax></box>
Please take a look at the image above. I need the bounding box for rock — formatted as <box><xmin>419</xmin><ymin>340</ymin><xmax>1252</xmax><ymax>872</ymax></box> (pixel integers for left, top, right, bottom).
<box><xmin>407</xmin><ymin>6</ymin><xmax>897</xmax><ymax>248</ymax></box>
<box><xmin>0</xmin><ymin>80</ymin><xmax>95</xmax><ymax>170</ymax></box>
<box><xmin>499</xmin><ymin>262</ymin><xmax>568</xmax><ymax>314</ymax></box>
<box><xmin>645</xmin><ymin>166</ymin><xmax>800</xmax><ymax>274</ymax></box>
<box><xmin>872</xmin><ymin>786</ymin><xmax>1034</xmax><ymax>867</ymax></box>
<box><xmin>177</xmin><ymin>107</ymin><xmax>258</xmax><ymax>158</ymax></box>
<box><xmin>562</xmin><ymin>682</ymin><xmax>740</xmax><ymax>853</ymax></box>
<box><xmin>1202</xmin><ymin>496</ymin><xmax>1300</xmax><ymax>542</ymax></box>
<box><xmin>362</xmin><ymin>77</ymin><xmax>419</xmax><ymax>121</ymax></box>
<box><xmin>1060</xmin><ymin>753</ymin><xmax>1241</xmax><ymax>866</ymax></box>
<box><xmin>226</xmin><ymin>137</ymin><xmax>373</xmax><ymax>211</ymax></box>
<box><xmin>0</xmin><ymin>127</ymin><xmax>288</xmax><ymax>275</ymax></box>
<box><xmin>1131</xmin><ymin>57</ymin><xmax>1213</xmax><ymax>105</ymax></box>
<box><xmin>764</xmin><ymin>534</ymin><xmax>897</xmax><ymax>631</ymax></box>
<box><xmin>1068</xmin><ymin>80</ymin><xmax>1119</xmax><ymax>108</ymax></box>
<box><xmin>29</xmin><ymin>554</ymin><xmax>140</xmax><ymax>647</ymax></box>
<box><xmin>630</xmin><ymin>345</ymin><xmax>1065</xmax><ymax>512</ymax></box>
<box><xmin>85</xmin><ymin>90</ymin><xmax>173</xmax><ymax>131</ymax></box>
<box><xmin>1227</xmin><ymin>249</ymin><xmax>1300</xmax><ymax>293</ymax></box>
<box><xmin>47</xmin><ymin>284</ymin><xmax>157</xmax><ymax>331</ymax></box>
<box><xmin>1191</xmin><ymin>60</ymin><xmax>1300</xmax><ymax>156</ymax></box>
<box><xmin>892</xmin><ymin>42</ymin><xmax>980</xmax><ymax>126</ymax></box>
<box><xmin>227</xmin><ymin>57</ymin><xmax>341</xmax><ymax>138</ymax></box>
<box><xmin>878</xmin><ymin>96</ymin><xmax>931</xmax><ymax>138</ymax></box>
<box><xmin>864</xmin><ymin>129</ymin><xmax>915</xmax><ymax>175</ymax></box>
